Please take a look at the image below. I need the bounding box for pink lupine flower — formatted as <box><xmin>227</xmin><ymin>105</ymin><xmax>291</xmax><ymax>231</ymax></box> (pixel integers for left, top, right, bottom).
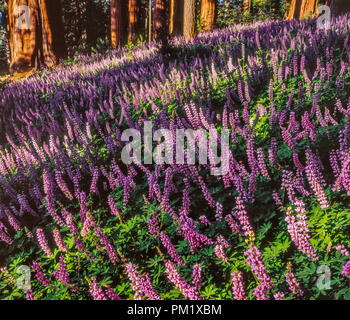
<box><xmin>214</xmin><ymin>244</ymin><xmax>229</xmax><ymax>262</ymax></box>
<box><xmin>285</xmin><ymin>265</ymin><xmax>304</xmax><ymax>297</ymax></box>
<box><xmin>341</xmin><ymin>260</ymin><xmax>350</xmax><ymax>277</ymax></box>
<box><xmin>52</xmin><ymin>228</ymin><xmax>68</xmax><ymax>253</ymax></box>
<box><xmin>89</xmin><ymin>277</ymin><xmax>108</xmax><ymax>300</ymax></box>
<box><xmin>53</xmin><ymin>255</ymin><xmax>71</xmax><ymax>285</ymax></box>
<box><xmin>165</xmin><ymin>260</ymin><xmax>202</xmax><ymax>300</ymax></box>
<box><xmin>231</xmin><ymin>271</ymin><xmax>246</xmax><ymax>300</ymax></box>
<box><xmin>36</xmin><ymin>228</ymin><xmax>53</xmax><ymax>257</ymax></box>
<box><xmin>335</xmin><ymin>245</ymin><xmax>349</xmax><ymax>256</ymax></box>
<box><xmin>160</xmin><ymin>232</ymin><xmax>185</xmax><ymax>266</ymax></box>
<box><xmin>32</xmin><ymin>261</ymin><xmax>50</xmax><ymax>287</ymax></box>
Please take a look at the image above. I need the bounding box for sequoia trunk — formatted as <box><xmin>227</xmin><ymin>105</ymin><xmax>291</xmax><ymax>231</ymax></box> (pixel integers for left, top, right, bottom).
<box><xmin>9</xmin><ymin>0</ymin><xmax>65</xmax><ymax>74</ymax></box>
<box><xmin>183</xmin><ymin>0</ymin><xmax>196</xmax><ymax>40</ymax></box>
<box><xmin>200</xmin><ymin>0</ymin><xmax>217</xmax><ymax>32</ymax></box>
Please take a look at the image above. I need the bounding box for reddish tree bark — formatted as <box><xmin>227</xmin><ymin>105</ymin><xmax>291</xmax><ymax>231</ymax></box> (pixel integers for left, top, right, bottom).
<box><xmin>326</xmin><ymin>0</ymin><xmax>350</xmax><ymax>16</ymax></box>
<box><xmin>183</xmin><ymin>0</ymin><xmax>196</xmax><ymax>40</ymax></box>
<box><xmin>287</xmin><ymin>0</ymin><xmax>318</xmax><ymax>20</ymax></box>
<box><xmin>153</xmin><ymin>0</ymin><xmax>166</xmax><ymax>39</ymax></box>
<box><xmin>169</xmin><ymin>0</ymin><xmax>183</xmax><ymax>36</ymax></box>
<box><xmin>200</xmin><ymin>0</ymin><xmax>217</xmax><ymax>32</ymax></box>
<box><xmin>243</xmin><ymin>0</ymin><xmax>251</xmax><ymax>14</ymax></box>
<box><xmin>9</xmin><ymin>0</ymin><xmax>65</xmax><ymax>74</ymax></box>
<box><xmin>128</xmin><ymin>0</ymin><xmax>140</xmax><ymax>42</ymax></box>
<box><xmin>110</xmin><ymin>0</ymin><xmax>127</xmax><ymax>48</ymax></box>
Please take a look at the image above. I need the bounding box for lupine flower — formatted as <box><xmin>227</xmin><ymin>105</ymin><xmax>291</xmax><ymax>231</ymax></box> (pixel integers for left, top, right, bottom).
<box><xmin>52</xmin><ymin>228</ymin><xmax>68</xmax><ymax>253</ymax></box>
<box><xmin>285</xmin><ymin>205</ymin><xmax>318</xmax><ymax>261</ymax></box>
<box><xmin>231</xmin><ymin>271</ymin><xmax>246</xmax><ymax>300</ymax></box>
<box><xmin>36</xmin><ymin>228</ymin><xmax>53</xmax><ymax>257</ymax></box>
<box><xmin>105</xmin><ymin>286</ymin><xmax>121</xmax><ymax>300</ymax></box>
<box><xmin>165</xmin><ymin>260</ymin><xmax>202</xmax><ymax>300</ymax></box>
<box><xmin>89</xmin><ymin>277</ymin><xmax>108</xmax><ymax>300</ymax></box>
<box><xmin>245</xmin><ymin>245</ymin><xmax>273</xmax><ymax>291</ymax></box>
<box><xmin>125</xmin><ymin>263</ymin><xmax>162</xmax><ymax>300</ymax></box>
<box><xmin>273</xmin><ymin>292</ymin><xmax>285</xmax><ymax>300</ymax></box>
<box><xmin>25</xmin><ymin>289</ymin><xmax>35</xmax><ymax>300</ymax></box>
<box><xmin>199</xmin><ymin>215</ymin><xmax>211</xmax><ymax>226</ymax></box>
<box><xmin>53</xmin><ymin>255</ymin><xmax>71</xmax><ymax>285</ymax></box>
<box><xmin>94</xmin><ymin>227</ymin><xmax>118</xmax><ymax>265</ymax></box>
<box><xmin>335</xmin><ymin>245</ymin><xmax>349</xmax><ymax>256</ymax></box>
<box><xmin>32</xmin><ymin>261</ymin><xmax>50</xmax><ymax>287</ymax></box>
<box><xmin>285</xmin><ymin>264</ymin><xmax>304</xmax><ymax>297</ymax></box>
<box><xmin>253</xmin><ymin>284</ymin><xmax>269</xmax><ymax>300</ymax></box>
<box><xmin>192</xmin><ymin>264</ymin><xmax>202</xmax><ymax>290</ymax></box>
<box><xmin>233</xmin><ymin>196</ymin><xmax>254</xmax><ymax>237</ymax></box>
<box><xmin>160</xmin><ymin>232</ymin><xmax>185</xmax><ymax>266</ymax></box>
<box><xmin>147</xmin><ymin>211</ymin><xmax>160</xmax><ymax>238</ymax></box>
<box><xmin>214</xmin><ymin>244</ymin><xmax>229</xmax><ymax>262</ymax></box>
<box><xmin>341</xmin><ymin>260</ymin><xmax>350</xmax><ymax>277</ymax></box>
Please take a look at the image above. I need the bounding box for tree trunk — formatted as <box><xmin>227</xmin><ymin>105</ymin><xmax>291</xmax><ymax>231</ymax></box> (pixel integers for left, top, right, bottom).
<box><xmin>169</xmin><ymin>0</ymin><xmax>183</xmax><ymax>36</ymax></box>
<box><xmin>128</xmin><ymin>0</ymin><xmax>140</xmax><ymax>42</ymax></box>
<box><xmin>153</xmin><ymin>0</ymin><xmax>166</xmax><ymax>39</ymax></box>
<box><xmin>183</xmin><ymin>0</ymin><xmax>196</xmax><ymax>40</ymax></box>
<box><xmin>111</xmin><ymin>0</ymin><xmax>127</xmax><ymax>48</ymax></box>
<box><xmin>200</xmin><ymin>0</ymin><xmax>217</xmax><ymax>32</ymax></box>
<box><xmin>327</xmin><ymin>0</ymin><xmax>350</xmax><ymax>17</ymax></box>
<box><xmin>9</xmin><ymin>0</ymin><xmax>66</xmax><ymax>74</ymax></box>
<box><xmin>287</xmin><ymin>0</ymin><xmax>318</xmax><ymax>20</ymax></box>
<box><xmin>243</xmin><ymin>0</ymin><xmax>251</xmax><ymax>14</ymax></box>
<box><xmin>300</xmin><ymin>0</ymin><xmax>318</xmax><ymax>18</ymax></box>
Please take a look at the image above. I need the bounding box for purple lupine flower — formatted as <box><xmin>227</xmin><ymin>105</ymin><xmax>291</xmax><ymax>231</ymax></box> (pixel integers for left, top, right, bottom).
<box><xmin>55</xmin><ymin>170</ymin><xmax>73</xmax><ymax>200</ymax></box>
<box><xmin>305</xmin><ymin>150</ymin><xmax>329</xmax><ymax>209</ymax></box>
<box><xmin>32</xmin><ymin>261</ymin><xmax>50</xmax><ymax>287</ymax></box>
<box><xmin>231</xmin><ymin>271</ymin><xmax>246</xmax><ymax>300</ymax></box>
<box><xmin>79</xmin><ymin>192</ymin><xmax>87</xmax><ymax>224</ymax></box>
<box><xmin>225</xmin><ymin>214</ymin><xmax>241</xmax><ymax>235</ymax></box>
<box><xmin>36</xmin><ymin>228</ymin><xmax>53</xmax><ymax>257</ymax></box>
<box><xmin>335</xmin><ymin>245</ymin><xmax>349</xmax><ymax>257</ymax></box>
<box><xmin>165</xmin><ymin>260</ymin><xmax>202</xmax><ymax>300</ymax></box>
<box><xmin>81</xmin><ymin>212</ymin><xmax>96</xmax><ymax>237</ymax></box>
<box><xmin>139</xmin><ymin>273</ymin><xmax>162</xmax><ymax>300</ymax></box>
<box><xmin>89</xmin><ymin>277</ymin><xmax>108</xmax><ymax>300</ymax></box>
<box><xmin>244</xmin><ymin>245</ymin><xmax>273</xmax><ymax>291</ymax></box>
<box><xmin>214</xmin><ymin>244</ymin><xmax>229</xmax><ymax>262</ymax></box>
<box><xmin>89</xmin><ymin>167</ymin><xmax>99</xmax><ymax>194</ymax></box>
<box><xmin>268</xmin><ymin>137</ymin><xmax>278</xmax><ymax>167</ymax></box>
<box><xmin>0</xmin><ymin>229</ymin><xmax>13</xmax><ymax>245</ymax></box>
<box><xmin>192</xmin><ymin>264</ymin><xmax>202</xmax><ymax>290</ymax></box>
<box><xmin>125</xmin><ymin>263</ymin><xmax>161</xmax><ymax>300</ymax></box>
<box><xmin>52</xmin><ymin>228</ymin><xmax>68</xmax><ymax>253</ymax></box>
<box><xmin>285</xmin><ymin>204</ymin><xmax>318</xmax><ymax>261</ymax></box>
<box><xmin>253</xmin><ymin>283</ymin><xmax>269</xmax><ymax>300</ymax></box>
<box><xmin>160</xmin><ymin>232</ymin><xmax>185</xmax><ymax>266</ymax></box>
<box><xmin>257</xmin><ymin>148</ymin><xmax>270</xmax><ymax>179</ymax></box>
<box><xmin>273</xmin><ymin>292</ymin><xmax>285</xmax><ymax>300</ymax></box>
<box><xmin>199</xmin><ymin>215</ymin><xmax>211</xmax><ymax>227</ymax></box>
<box><xmin>25</xmin><ymin>289</ymin><xmax>35</xmax><ymax>300</ymax></box>
<box><xmin>341</xmin><ymin>260</ymin><xmax>350</xmax><ymax>277</ymax></box>
<box><xmin>285</xmin><ymin>265</ymin><xmax>303</xmax><ymax>297</ymax></box>
<box><xmin>215</xmin><ymin>202</ymin><xmax>223</xmax><ymax>221</ymax></box>
<box><xmin>94</xmin><ymin>227</ymin><xmax>118</xmax><ymax>265</ymax></box>
<box><xmin>105</xmin><ymin>286</ymin><xmax>121</xmax><ymax>300</ymax></box>
<box><xmin>216</xmin><ymin>235</ymin><xmax>231</xmax><ymax>249</ymax></box>
<box><xmin>181</xmin><ymin>221</ymin><xmax>215</xmax><ymax>251</ymax></box>
<box><xmin>65</xmin><ymin>212</ymin><xmax>85</xmax><ymax>252</ymax></box>
<box><xmin>233</xmin><ymin>196</ymin><xmax>254</xmax><ymax>237</ymax></box>
<box><xmin>53</xmin><ymin>255</ymin><xmax>71</xmax><ymax>285</ymax></box>
<box><xmin>147</xmin><ymin>211</ymin><xmax>160</xmax><ymax>238</ymax></box>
